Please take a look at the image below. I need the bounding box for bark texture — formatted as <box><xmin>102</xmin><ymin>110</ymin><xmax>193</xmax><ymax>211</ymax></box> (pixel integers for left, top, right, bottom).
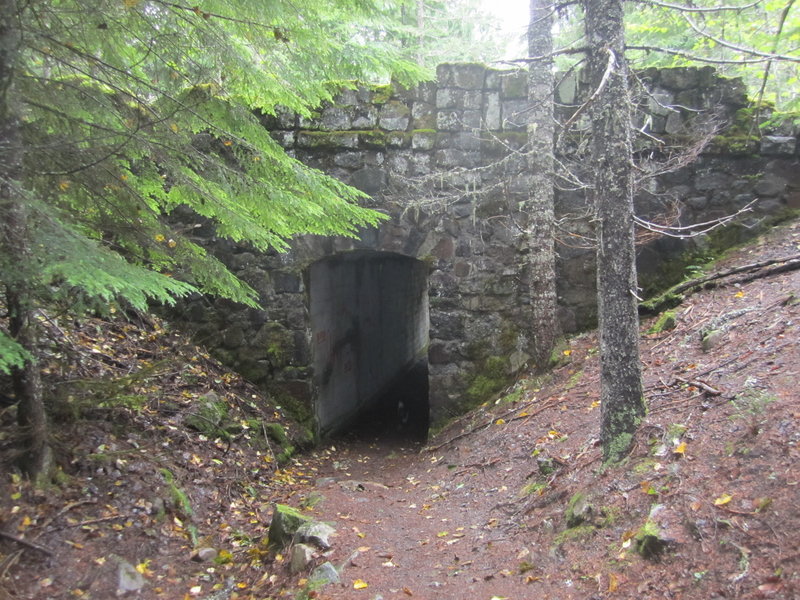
<box><xmin>583</xmin><ymin>0</ymin><xmax>646</xmax><ymax>463</ymax></box>
<box><xmin>526</xmin><ymin>0</ymin><xmax>560</xmax><ymax>370</ymax></box>
<box><xmin>0</xmin><ymin>0</ymin><xmax>54</xmax><ymax>481</ymax></box>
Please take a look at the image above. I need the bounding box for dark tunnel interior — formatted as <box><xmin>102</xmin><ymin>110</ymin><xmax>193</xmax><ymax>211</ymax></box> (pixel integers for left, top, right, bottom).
<box><xmin>307</xmin><ymin>251</ymin><xmax>430</xmax><ymax>442</ymax></box>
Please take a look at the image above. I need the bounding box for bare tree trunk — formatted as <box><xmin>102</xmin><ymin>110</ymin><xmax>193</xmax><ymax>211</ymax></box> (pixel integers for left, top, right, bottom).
<box><xmin>0</xmin><ymin>0</ymin><xmax>54</xmax><ymax>482</ymax></box>
<box><xmin>526</xmin><ymin>0</ymin><xmax>560</xmax><ymax>369</ymax></box>
<box><xmin>583</xmin><ymin>0</ymin><xmax>646</xmax><ymax>463</ymax></box>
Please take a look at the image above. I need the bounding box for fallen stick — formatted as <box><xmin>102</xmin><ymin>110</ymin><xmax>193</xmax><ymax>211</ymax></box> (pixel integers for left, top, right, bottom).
<box><xmin>0</xmin><ymin>530</ymin><xmax>53</xmax><ymax>557</ymax></box>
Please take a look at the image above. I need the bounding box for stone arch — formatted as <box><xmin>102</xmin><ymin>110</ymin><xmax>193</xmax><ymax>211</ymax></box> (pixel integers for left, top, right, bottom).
<box><xmin>306</xmin><ymin>250</ymin><xmax>430</xmax><ymax>439</ymax></box>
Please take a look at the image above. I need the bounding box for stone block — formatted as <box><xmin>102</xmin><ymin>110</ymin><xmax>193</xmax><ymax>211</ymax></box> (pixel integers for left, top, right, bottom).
<box><xmin>483</xmin><ymin>91</ymin><xmax>501</xmax><ymax>130</ymax></box>
<box><xmin>556</xmin><ymin>72</ymin><xmax>578</xmax><ymax>104</ymax></box>
<box><xmin>411</xmin><ymin>131</ymin><xmax>436</xmax><ymax>151</ymax></box>
<box><xmin>378</xmin><ymin>100</ymin><xmax>411</xmax><ymax>131</ymax></box>
<box><xmin>502</xmin><ymin>99</ymin><xmax>530</xmax><ymax>129</ymax></box>
<box><xmin>436</xmin><ymin>88</ymin><xmax>460</xmax><ymax>110</ymax></box>
<box><xmin>760</xmin><ymin>135</ymin><xmax>796</xmax><ymax>156</ymax></box>
<box><xmin>500</xmin><ymin>70</ymin><xmax>528</xmax><ymax>99</ymax></box>
<box><xmin>352</xmin><ymin>106</ymin><xmax>378</xmax><ymax>128</ymax></box>
<box><xmin>437</xmin><ymin>63</ymin><xmax>486</xmax><ymax>89</ymax></box>
<box><xmin>437</xmin><ymin>110</ymin><xmax>462</xmax><ymax>131</ymax></box>
<box><xmin>347</xmin><ymin>167</ymin><xmax>387</xmax><ymax>195</ymax></box>
<box><xmin>755</xmin><ymin>174</ymin><xmax>788</xmax><ymax>197</ymax></box>
<box><xmin>320</xmin><ymin>106</ymin><xmax>353</xmax><ymax>130</ymax></box>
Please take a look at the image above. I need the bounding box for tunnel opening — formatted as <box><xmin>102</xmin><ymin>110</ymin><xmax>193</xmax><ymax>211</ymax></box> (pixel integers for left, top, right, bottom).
<box><xmin>307</xmin><ymin>251</ymin><xmax>430</xmax><ymax>442</ymax></box>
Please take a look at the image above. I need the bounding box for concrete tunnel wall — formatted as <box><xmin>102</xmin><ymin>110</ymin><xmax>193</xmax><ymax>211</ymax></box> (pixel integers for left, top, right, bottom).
<box><xmin>308</xmin><ymin>251</ymin><xmax>429</xmax><ymax>436</ymax></box>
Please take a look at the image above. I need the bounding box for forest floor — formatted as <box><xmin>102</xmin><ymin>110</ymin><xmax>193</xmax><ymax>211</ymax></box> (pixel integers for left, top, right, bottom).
<box><xmin>1</xmin><ymin>218</ymin><xmax>798</xmax><ymax>600</ymax></box>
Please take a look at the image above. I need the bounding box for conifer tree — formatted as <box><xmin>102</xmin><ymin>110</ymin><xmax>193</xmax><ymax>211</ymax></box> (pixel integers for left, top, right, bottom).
<box><xmin>0</xmin><ymin>0</ymin><xmax>424</xmax><ymax>479</ymax></box>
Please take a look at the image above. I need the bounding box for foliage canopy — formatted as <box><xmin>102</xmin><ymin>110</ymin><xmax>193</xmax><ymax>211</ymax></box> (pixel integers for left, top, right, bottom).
<box><xmin>0</xmin><ymin>0</ymin><xmax>426</xmax><ymax>372</ymax></box>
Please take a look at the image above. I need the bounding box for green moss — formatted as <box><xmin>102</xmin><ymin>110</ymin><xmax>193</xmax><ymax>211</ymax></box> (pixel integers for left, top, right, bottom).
<box><xmin>565</xmin><ymin>491</ymin><xmax>591</xmax><ymax>527</ymax></box>
<box><xmin>547</xmin><ymin>338</ymin><xmax>571</xmax><ymax>368</ymax></box>
<box><xmin>635</xmin><ymin>519</ymin><xmax>666</xmax><ymax>559</ymax></box>
<box><xmin>160</xmin><ymin>468</ymin><xmax>193</xmax><ymax>518</ymax></box>
<box><xmin>520</xmin><ymin>481</ymin><xmax>549</xmax><ymax>496</ymax></box>
<box><xmin>466</xmin><ymin>374</ymin><xmax>504</xmax><ymax>401</ymax></box>
<box><xmin>647</xmin><ymin>311</ymin><xmax>677</xmax><ymax>334</ymax></box>
<box><xmin>554</xmin><ymin>524</ymin><xmax>595</xmax><ymax>546</ymax></box>
<box><xmin>359</xmin><ymin>130</ymin><xmax>387</xmax><ymax>148</ymax></box>
<box><xmin>369</xmin><ymin>83</ymin><xmax>394</xmax><ymax>104</ymax></box>
<box><xmin>497</xmin><ymin>387</ymin><xmax>524</xmax><ymax>405</ymax></box>
<box><xmin>641</xmin><ymin>211</ymin><xmax>800</xmax><ymax>311</ymax></box>
<box><xmin>603</xmin><ymin>430</ymin><xmax>637</xmax><ymax>466</ymax></box>
<box><xmin>564</xmin><ymin>370</ymin><xmax>583</xmax><ymax>391</ymax></box>
<box><xmin>265</xmin><ymin>422</ymin><xmax>289</xmax><ymax>446</ymax></box>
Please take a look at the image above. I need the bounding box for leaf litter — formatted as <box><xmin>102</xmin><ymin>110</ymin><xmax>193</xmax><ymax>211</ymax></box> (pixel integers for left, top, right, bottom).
<box><xmin>0</xmin><ymin>218</ymin><xmax>798</xmax><ymax>599</ymax></box>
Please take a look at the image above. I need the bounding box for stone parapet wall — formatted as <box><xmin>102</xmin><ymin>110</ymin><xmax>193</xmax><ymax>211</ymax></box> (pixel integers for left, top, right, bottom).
<box><xmin>173</xmin><ymin>63</ymin><xmax>799</xmax><ymax>431</ymax></box>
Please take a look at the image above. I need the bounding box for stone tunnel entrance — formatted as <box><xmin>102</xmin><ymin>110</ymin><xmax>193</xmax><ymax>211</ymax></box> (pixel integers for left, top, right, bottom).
<box><xmin>307</xmin><ymin>251</ymin><xmax>430</xmax><ymax>441</ymax></box>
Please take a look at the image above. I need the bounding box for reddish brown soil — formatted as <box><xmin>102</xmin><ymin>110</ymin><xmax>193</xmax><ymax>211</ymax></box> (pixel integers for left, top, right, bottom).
<box><xmin>1</xmin><ymin>219</ymin><xmax>798</xmax><ymax>600</ymax></box>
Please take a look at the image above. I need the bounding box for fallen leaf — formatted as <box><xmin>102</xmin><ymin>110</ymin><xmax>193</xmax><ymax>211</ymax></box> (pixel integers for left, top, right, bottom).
<box><xmin>673</xmin><ymin>441</ymin><xmax>687</xmax><ymax>456</ymax></box>
<box><xmin>353</xmin><ymin>579</ymin><xmax>368</xmax><ymax>590</ymax></box>
<box><xmin>608</xmin><ymin>572</ymin><xmax>619</xmax><ymax>592</ymax></box>
<box><xmin>714</xmin><ymin>493</ymin><xmax>733</xmax><ymax>506</ymax></box>
<box><xmin>495</xmin><ymin>419</ymin><xmax>506</xmax><ymax>425</ymax></box>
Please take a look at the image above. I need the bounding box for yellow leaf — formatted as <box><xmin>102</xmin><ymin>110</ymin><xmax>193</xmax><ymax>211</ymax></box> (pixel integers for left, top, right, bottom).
<box><xmin>673</xmin><ymin>441</ymin><xmax>687</xmax><ymax>455</ymax></box>
<box><xmin>608</xmin><ymin>572</ymin><xmax>619</xmax><ymax>592</ymax></box>
<box><xmin>123</xmin><ymin>0</ymin><xmax>140</xmax><ymax>7</ymax></box>
<box><xmin>734</xmin><ymin>291</ymin><xmax>744</xmax><ymax>298</ymax></box>
<box><xmin>353</xmin><ymin>579</ymin><xmax>368</xmax><ymax>589</ymax></box>
<box><xmin>154</xmin><ymin>234</ymin><xmax>166</xmax><ymax>242</ymax></box>
<box><xmin>170</xmin><ymin>123</ymin><xmax>179</xmax><ymax>133</ymax></box>
<box><xmin>58</xmin><ymin>180</ymin><xmax>71</xmax><ymax>191</ymax></box>
<box><xmin>437</xmin><ymin>531</ymin><xmax>449</xmax><ymax>537</ymax></box>
<box><xmin>563</xmin><ymin>349</ymin><xmax>572</xmax><ymax>356</ymax></box>
<box><xmin>495</xmin><ymin>418</ymin><xmax>506</xmax><ymax>425</ymax></box>
<box><xmin>167</xmin><ymin>239</ymin><xmax>177</xmax><ymax>248</ymax></box>
<box><xmin>714</xmin><ymin>493</ymin><xmax>733</xmax><ymax>506</ymax></box>
<box><xmin>223</xmin><ymin>140</ymin><xmax>233</xmax><ymax>146</ymax></box>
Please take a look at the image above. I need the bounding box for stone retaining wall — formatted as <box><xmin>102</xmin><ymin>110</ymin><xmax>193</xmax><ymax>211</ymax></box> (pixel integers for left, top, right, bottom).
<box><xmin>172</xmin><ymin>64</ymin><xmax>799</xmax><ymax>431</ymax></box>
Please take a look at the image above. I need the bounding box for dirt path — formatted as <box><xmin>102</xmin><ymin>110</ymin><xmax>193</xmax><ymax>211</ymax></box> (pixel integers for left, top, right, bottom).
<box><xmin>272</xmin><ymin>218</ymin><xmax>800</xmax><ymax>600</ymax></box>
<box><xmin>1</xmin><ymin>219</ymin><xmax>798</xmax><ymax>600</ymax></box>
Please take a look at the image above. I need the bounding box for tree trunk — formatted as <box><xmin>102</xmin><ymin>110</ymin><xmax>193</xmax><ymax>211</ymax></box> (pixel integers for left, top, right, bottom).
<box><xmin>0</xmin><ymin>0</ymin><xmax>54</xmax><ymax>482</ymax></box>
<box><xmin>526</xmin><ymin>0</ymin><xmax>560</xmax><ymax>370</ymax></box>
<box><xmin>583</xmin><ymin>0</ymin><xmax>646</xmax><ymax>463</ymax></box>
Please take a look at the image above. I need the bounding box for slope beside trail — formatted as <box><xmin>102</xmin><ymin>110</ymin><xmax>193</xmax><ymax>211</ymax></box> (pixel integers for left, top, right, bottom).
<box><xmin>271</xmin><ymin>219</ymin><xmax>800</xmax><ymax>600</ymax></box>
<box><xmin>0</xmin><ymin>218</ymin><xmax>798</xmax><ymax>600</ymax></box>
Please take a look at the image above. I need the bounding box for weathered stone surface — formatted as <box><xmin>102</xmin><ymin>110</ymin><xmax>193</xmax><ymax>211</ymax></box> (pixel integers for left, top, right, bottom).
<box><xmin>295</xmin><ymin>521</ymin><xmax>336</xmax><ymax>550</ymax></box>
<box><xmin>378</xmin><ymin>100</ymin><xmax>411</xmax><ymax>131</ymax></box>
<box><xmin>168</xmin><ymin>62</ymin><xmax>798</xmax><ymax>434</ymax></box>
<box><xmin>268</xmin><ymin>504</ymin><xmax>312</xmax><ymax>549</ymax></box>
<box><xmin>290</xmin><ymin>543</ymin><xmax>315</xmax><ymax>574</ymax></box>
<box><xmin>761</xmin><ymin>135</ymin><xmax>796</xmax><ymax>156</ymax></box>
<box><xmin>309</xmin><ymin>561</ymin><xmax>340</xmax><ymax>586</ymax></box>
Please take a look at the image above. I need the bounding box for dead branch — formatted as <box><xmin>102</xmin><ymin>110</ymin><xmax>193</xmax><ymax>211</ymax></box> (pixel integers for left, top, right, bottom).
<box><xmin>671</xmin><ymin>253</ymin><xmax>799</xmax><ymax>295</ymax></box>
<box><xmin>637</xmin><ymin>0</ymin><xmax>762</xmax><ymax>12</ymax></box>
<box><xmin>682</xmin><ymin>14</ymin><xmax>800</xmax><ymax>63</ymax></box>
<box><xmin>626</xmin><ymin>45</ymin><xmax>768</xmax><ymax>65</ymax></box>
<box><xmin>0</xmin><ymin>530</ymin><xmax>53</xmax><ymax>557</ymax></box>
<box><xmin>641</xmin><ymin>254</ymin><xmax>800</xmax><ymax>314</ymax></box>
<box><xmin>634</xmin><ymin>200</ymin><xmax>756</xmax><ymax>239</ymax></box>
<box><xmin>673</xmin><ymin>376</ymin><xmax>722</xmax><ymax>396</ymax></box>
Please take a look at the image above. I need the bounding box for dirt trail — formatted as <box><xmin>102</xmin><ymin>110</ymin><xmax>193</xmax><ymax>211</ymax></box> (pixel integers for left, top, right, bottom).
<box><xmin>274</xmin><ymin>218</ymin><xmax>800</xmax><ymax>600</ymax></box>
<box><xmin>1</xmin><ymin>219</ymin><xmax>798</xmax><ymax>600</ymax></box>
